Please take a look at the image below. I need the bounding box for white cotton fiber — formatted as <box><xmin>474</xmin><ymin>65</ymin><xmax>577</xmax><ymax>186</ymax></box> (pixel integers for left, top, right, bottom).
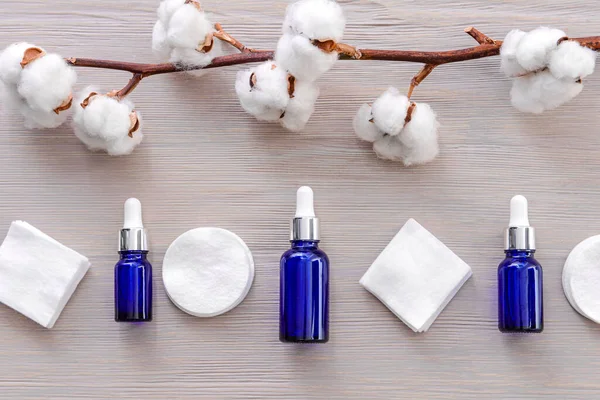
<box><xmin>20</xmin><ymin>101</ymin><xmax>70</xmax><ymax>130</ymax></box>
<box><xmin>169</xmin><ymin>46</ymin><xmax>215</xmax><ymax>69</ymax></box>
<box><xmin>280</xmin><ymin>80</ymin><xmax>319</xmax><ymax>131</ymax></box>
<box><xmin>0</xmin><ymin>42</ymin><xmax>36</xmax><ymax>85</ymax></box>
<box><xmin>167</xmin><ymin>3</ymin><xmax>213</xmax><ymax>50</ymax></box>
<box><xmin>235</xmin><ymin>61</ymin><xmax>291</xmax><ymax>122</ymax></box>
<box><xmin>500</xmin><ymin>29</ymin><xmax>528</xmax><ymax>77</ymax></box>
<box><xmin>72</xmin><ymin>88</ymin><xmax>143</xmax><ymax>156</ymax></box>
<box><xmin>353</xmin><ymin>104</ymin><xmax>384</xmax><ymax>143</ymax></box>
<box><xmin>18</xmin><ymin>53</ymin><xmax>76</xmax><ymax>113</ymax></box>
<box><xmin>510</xmin><ymin>70</ymin><xmax>583</xmax><ymax>114</ymax></box>
<box><xmin>371</xmin><ymin>87</ymin><xmax>410</xmax><ymax>136</ymax></box>
<box><xmin>515</xmin><ymin>27</ymin><xmax>566</xmax><ymax>71</ymax></box>
<box><xmin>398</xmin><ymin>103</ymin><xmax>440</xmax><ymax>166</ymax></box>
<box><xmin>549</xmin><ymin>40</ymin><xmax>597</xmax><ymax>80</ymax></box>
<box><xmin>275</xmin><ymin>34</ymin><xmax>339</xmax><ymax>82</ymax></box>
<box><xmin>0</xmin><ymin>44</ymin><xmax>75</xmax><ymax>129</ymax></box>
<box><xmin>153</xmin><ymin>0</ymin><xmax>224</xmax><ymax>68</ymax></box>
<box><xmin>152</xmin><ymin>21</ymin><xmax>171</xmax><ymax>60</ymax></box>
<box><xmin>2</xmin><ymin>82</ymin><xmax>67</xmax><ymax>129</ymax></box>
<box><xmin>157</xmin><ymin>0</ymin><xmax>187</xmax><ymax>26</ymax></box>
<box><xmin>283</xmin><ymin>0</ymin><xmax>346</xmax><ymax>41</ymax></box>
<box><xmin>373</xmin><ymin>135</ymin><xmax>406</xmax><ymax>162</ymax></box>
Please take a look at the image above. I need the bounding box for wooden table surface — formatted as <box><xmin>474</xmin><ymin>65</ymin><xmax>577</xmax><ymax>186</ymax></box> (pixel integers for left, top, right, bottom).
<box><xmin>1</xmin><ymin>0</ymin><xmax>600</xmax><ymax>398</ymax></box>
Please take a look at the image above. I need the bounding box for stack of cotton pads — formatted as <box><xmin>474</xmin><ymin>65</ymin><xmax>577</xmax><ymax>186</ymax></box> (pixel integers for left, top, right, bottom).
<box><xmin>162</xmin><ymin>228</ymin><xmax>255</xmax><ymax>318</ymax></box>
<box><xmin>563</xmin><ymin>235</ymin><xmax>600</xmax><ymax>323</ymax></box>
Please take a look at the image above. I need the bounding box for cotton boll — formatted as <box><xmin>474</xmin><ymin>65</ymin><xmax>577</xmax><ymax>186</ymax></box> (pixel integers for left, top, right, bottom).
<box><xmin>371</xmin><ymin>87</ymin><xmax>410</xmax><ymax>136</ymax></box>
<box><xmin>353</xmin><ymin>104</ymin><xmax>384</xmax><ymax>143</ymax></box>
<box><xmin>2</xmin><ymin>80</ymin><xmax>69</xmax><ymax>129</ymax></box>
<box><xmin>280</xmin><ymin>80</ymin><xmax>319</xmax><ymax>131</ymax></box>
<box><xmin>510</xmin><ymin>70</ymin><xmax>583</xmax><ymax>113</ymax></box>
<box><xmin>500</xmin><ymin>29</ymin><xmax>528</xmax><ymax>77</ymax></box>
<box><xmin>275</xmin><ymin>34</ymin><xmax>338</xmax><ymax>82</ymax></box>
<box><xmin>152</xmin><ymin>21</ymin><xmax>172</xmax><ymax>61</ymax></box>
<box><xmin>167</xmin><ymin>3</ymin><xmax>213</xmax><ymax>50</ymax></box>
<box><xmin>72</xmin><ymin>88</ymin><xmax>143</xmax><ymax>155</ymax></box>
<box><xmin>157</xmin><ymin>0</ymin><xmax>187</xmax><ymax>26</ymax></box>
<box><xmin>373</xmin><ymin>135</ymin><xmax>406</xmax><ymax>162</ymax></box>
<box><xmin>169</xmin><ymin>46</ymin><xmax>215</xmax><ymax>69</ymax></box>
<box><xmin>549</xmin><ymin>40</ymin><xmax>597</xmax><ymax>80</ymax></box>
<box><xmin>105</xmin><ymin>113</ymin><xmax>143</xmax><ymax>156</ymax></box>
<box><xmin>235</xmin><ymin>61</ymin><xmax>291</xmax><ymax>122</ymax></box>
<box><xmin>283</xmin><ymin>0</ymin><xmax>345</xmax><ymax>41</ymax></box>
<box><xmin>398</xmin><ymin>103</ymin><xmax>440</xmax><ymax>166</ymax></box>
<box><xmin>18</xmin><ymin>53</ymin><xmax>76</xmax><ymax>113</ymax></box>
<box><xmin>0</xmin><ymin>42</ymin><xmax>37</xmax><ymax>85</ymax></box>
<box><xmin>515</xmin><ymin>27</ymin><xmax>566</xmax><ymax>71</ymax></box>
<box><xmin>20</xmin><ymin>102</ymin><xmax>70</xmax><ymax>129</ymax></box>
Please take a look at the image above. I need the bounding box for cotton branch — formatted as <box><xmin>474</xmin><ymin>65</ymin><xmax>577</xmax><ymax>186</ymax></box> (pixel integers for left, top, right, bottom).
<box><xmin>407</xmin><ymin>64</ymin><xmax>436</xmax><ymax>99</ymax></box>
<box><xmin>81</xmin><ymin>23</ymin><xmax>256</xmax><ymax>99</ymax></box>
<box><xmin>64</xmin><ymin>28</ymin><xmax>600</xmax><ymax>99</ymax></box>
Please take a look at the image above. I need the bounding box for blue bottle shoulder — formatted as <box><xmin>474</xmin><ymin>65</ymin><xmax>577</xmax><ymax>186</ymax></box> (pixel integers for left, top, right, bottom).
<box><xmin>281</xmin><ymin>241</ymin><xmax>329</xmax><ymax>263</ymax></box>
<box><xmin>115</xmin><ymin>250</ymin><xmax>152</xmax><ymax>269</ymax></box>
<box><xmin>498</xmin><ymin>250</ymin><xmax>542</xmax><ymax>270</ymax></box>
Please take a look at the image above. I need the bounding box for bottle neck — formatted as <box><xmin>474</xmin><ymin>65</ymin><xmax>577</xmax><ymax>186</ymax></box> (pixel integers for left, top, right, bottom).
<box><xmin>504</xmin><ymin>249</ymin><xmax>535</xmax><ymax>258</ymax></box>
<box><xmin>290</xmin><ymin>240</ymin><xmax>320</xmax><ymax>249</ymax></box>
<box><xmin>119</xmin><ymin>250</ymin><xmax>148</xmax><ymax>261</ymax></box>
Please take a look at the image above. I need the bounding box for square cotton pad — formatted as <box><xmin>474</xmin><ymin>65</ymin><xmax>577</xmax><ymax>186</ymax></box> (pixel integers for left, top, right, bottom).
<box><xmin>360</xmin><ymin>218</ymin><xmax>472</xmax><ymax>332</ymax></box>
<box><xmin>0</xmin><ymin>221</ymin><xmax>91</xmax><ymax>328</ymax></box>
<box><xmin>162</xmin><ymin>227</ymin><xmax>255</xmax><ymax>318</ymax></box>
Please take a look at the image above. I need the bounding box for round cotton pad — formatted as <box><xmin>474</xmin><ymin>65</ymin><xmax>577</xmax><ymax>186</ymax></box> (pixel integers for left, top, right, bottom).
<box><xmin>563</xmin><ymin>235</ymin><xmax>600</xmax><ymax>323</ymax></box>
<box><xmin>163</xmin><ymin>228</ymin><xmax>255</xmax><ymax>317</ymax></box>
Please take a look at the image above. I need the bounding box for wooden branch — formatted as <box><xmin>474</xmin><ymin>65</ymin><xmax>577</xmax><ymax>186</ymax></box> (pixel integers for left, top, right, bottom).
<box><xmin>464</xmin><ymin>26</ymin><xmax>498</xmax><ymax>45</ymax></box>
<box><xmin>63</xmin><ymin>27</ymin><xmax>600</xmax><ymax>99</ymax></box>
<box><xmin>116</xmin><ymin>73</ymin><xmax>143</xmax><ymax>98</ymax></box>
<box><xmin>213</xmin><ymin>23</ymin><xmax>251</xmax><ymax>53</ymax></box>
<box><xmin>407</xmin><ymin>64</ymin><xmax>436</xmax><ymax>99</ymax></box>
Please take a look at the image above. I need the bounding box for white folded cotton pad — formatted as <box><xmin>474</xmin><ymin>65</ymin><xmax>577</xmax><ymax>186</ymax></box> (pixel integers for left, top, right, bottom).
<box><xmin>0</xmin><ymin>221</ymin><xmax>91</xmax><ymax>328</ymax></box>
<box><xmin>360</xmin><ymin>218</ymin><xmax>472</xmax><ymax>333</ymax></box>
<box><xmin>563</xmin><ymin>235</ymin><xmax>600</xmax><ymax>323</ymax></box>
<box><xmin>162</xmin><ymin>227</ymin><xmax>255</xmax><ymax>317</ymax></box>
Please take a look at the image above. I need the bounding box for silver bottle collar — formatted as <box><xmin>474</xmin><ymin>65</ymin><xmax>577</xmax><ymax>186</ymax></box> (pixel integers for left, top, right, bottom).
<box><xmin>291</xmin><ymin>217</ymin><xmax>320</xmax><ymax>241</ymax></box>
<box><xmin>119</xmin><ymin>228</ymin><xmax>148</xmax><ymax>251</ymax></box>
<box><xmin>505</xmin><ymin>226</ymin><xmax>535</xmax><ymax>251</ymax></box>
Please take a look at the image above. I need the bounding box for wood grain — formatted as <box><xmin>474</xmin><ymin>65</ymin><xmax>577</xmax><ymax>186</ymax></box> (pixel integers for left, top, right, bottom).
<box><xmin>1</xmin><ymin>0</ymin><xmax>600</xmax><ymax>398</ymax></box>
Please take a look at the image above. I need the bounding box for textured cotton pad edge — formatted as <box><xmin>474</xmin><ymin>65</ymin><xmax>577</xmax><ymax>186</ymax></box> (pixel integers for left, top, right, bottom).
<box><xmin>564</xmin><ymin>235</ymin><xmax>600</xmax><ymax>322</ymax></box>
<box><xmin>162</xmin><ymin>227</ymin><xmax>255</xmax><ymax>318</ymax></box>
<box><xmin>563</xmin><ymin>237</ymin><xmax>587</xmax><ymax>316</ymax></box>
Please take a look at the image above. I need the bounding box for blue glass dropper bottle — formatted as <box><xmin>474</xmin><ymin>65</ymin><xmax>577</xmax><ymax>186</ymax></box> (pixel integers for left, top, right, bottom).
<box><xmin>498</xmin><ymin>195</ymin><xmax>543</xmax><ymax>333</ymax></box>
<box><xmin>114</xmin><ymin>198</ymin><xmax>153</xmax><ymax>322</ymax></box>
<box><xmin>280</xmin><ymin>186</ymin><xmax>329</xmax><ymax>343</ymax></box>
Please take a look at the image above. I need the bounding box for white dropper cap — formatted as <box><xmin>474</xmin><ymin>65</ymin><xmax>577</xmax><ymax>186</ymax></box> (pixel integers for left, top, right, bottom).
<box><xmin>120</xmin><ymin>198</ymin><xmax>148</xmax><ymax>251</ymax></box>
<box><xmin>509</xmin><ymin>195</ymin><xmax>530</xmax><ymax>227</ymax></box>
<box><xmin>124</xmin><ymin>198</ymin><xmax>144</xmax><ymax>228</ymax></box>
<box><xmin>295</xmin><ymin>186</ymin><xmax>316</xmax><ymax>218</ymax></box>
<box><xmin>505</xmin><ymin>195</ymin><xmax>535</xmax><ymax>250</ymax></box>
<box><xmin>291</xmin><ymin>186</ymin><xmax>319</xmax><ymax>241</ymax></box>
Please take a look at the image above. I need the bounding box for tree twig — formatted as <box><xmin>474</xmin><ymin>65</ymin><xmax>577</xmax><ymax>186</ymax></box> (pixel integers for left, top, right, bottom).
<box><xmin>213</xmin><ymin>23</ymin><xmax>252</xmax><ymax>53</ymax></box>
<box><xmin>464</xmin><ymin>26</ymin><xmax>498</xmax><ymax>45</ymax></box>
<box><xmin>63</xmin><ymin>28</ymin><xmax>600</xmax><ymax>99</ymax></box>
<box><xmin>407</xmin><ymin>64</ymin><xmax>436</xmax><ymax>99</ymax></box>
<box><xmin>116</xmin><ymin>73</ymin><xmax>144</xmax><ymax>98</ymax></box>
